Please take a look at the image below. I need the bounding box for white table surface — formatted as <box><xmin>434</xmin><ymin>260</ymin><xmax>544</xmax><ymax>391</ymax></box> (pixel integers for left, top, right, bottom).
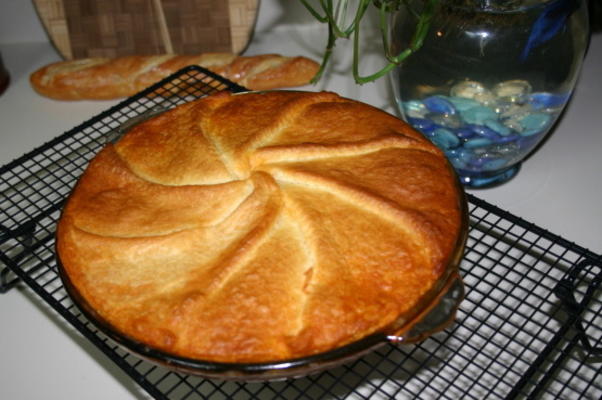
<box><xmin>1</xmin><ymin>1</ymin><xmax>601</xmax><ymax>399</ymax></box>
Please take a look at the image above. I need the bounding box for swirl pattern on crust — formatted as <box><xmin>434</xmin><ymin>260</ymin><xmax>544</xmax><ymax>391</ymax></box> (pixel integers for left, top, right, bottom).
<box><xmin>56</xmin><ymin>91</ymin><xmax>464</xmax><ymax>363</ymax></box>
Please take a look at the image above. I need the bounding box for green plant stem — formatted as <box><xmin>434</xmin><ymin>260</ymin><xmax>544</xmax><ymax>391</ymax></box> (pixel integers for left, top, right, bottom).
<box><xmin>299</xmin><ymin>0</ymin><xmax>329</xmax><ymax>22</ymax></box>
<box><xmin>311</xmin><ymin>20</ymin><xmax>338</xmax><ymax>82</ymax></box>
<box><xmin>300</xmin><ymin>0</ymin><xmax>438</xmax><ymax>85</ymax></box>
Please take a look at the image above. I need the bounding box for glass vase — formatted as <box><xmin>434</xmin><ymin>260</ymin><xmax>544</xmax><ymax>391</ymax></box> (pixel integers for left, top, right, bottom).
<box><xmin>390</xmin><ymin>0</ymin><xmax>589</xmax><ymax>188</ymax></box>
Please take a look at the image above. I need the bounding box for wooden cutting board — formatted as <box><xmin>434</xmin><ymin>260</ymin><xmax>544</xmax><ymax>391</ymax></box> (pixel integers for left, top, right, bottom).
<box><xmin>32</xmin><ymin>0</ymin><xmax>259</xmax><ymax>59</ymax></box>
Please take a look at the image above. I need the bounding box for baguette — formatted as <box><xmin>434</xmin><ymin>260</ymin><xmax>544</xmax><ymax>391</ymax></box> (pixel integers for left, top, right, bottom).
<box><xmin>30</xmin><ymin>53</ymin><xmax>320</xmax><ymax>100</ymax></box>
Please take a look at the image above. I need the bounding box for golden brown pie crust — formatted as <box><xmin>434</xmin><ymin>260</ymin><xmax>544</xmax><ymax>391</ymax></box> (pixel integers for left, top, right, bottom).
<box><xmin>56</xmin><ymin>91</ymin><xmax>465</xmax><ymax>363</ymax></box>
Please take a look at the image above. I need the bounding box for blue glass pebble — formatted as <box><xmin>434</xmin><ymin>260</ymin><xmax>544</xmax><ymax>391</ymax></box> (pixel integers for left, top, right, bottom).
<box><xmin>519</xmin><ymin>112</ymin><xmax>552</xmax><ymax>136</ymax></box>
<box><xmin>467</xmin><ymin>157</ymin><xmax>487</xmax><ymax>168</ymax></box>
<box><xmin>466</xmin><ymin>124</ymin><xmax>500</xmax><ymax>140</ymax></box>
<box><xmin>461</xmin><ymin>105</ymin><xmax>497</xmax><ymax>125</ymax></box>
<box><xmin>528</xmin><ymin>92</ymin><xmax>570</xmax><ymax>110</ymax></box>
<box><xmin>423</xmin><ymin>96</ymin><xmax>456</xmax><ymax>115</ymax></box>
<box><xmin>407</xmin><ymin>117</ymin><xmax>436</xmax><ymax>133</ymax></box>
<box><xmin>431</xmin><ymin>128</ymin><xmax>461</xmax><ymax>150</ymax></box>
<box><xmin>494</xmin><ymin>134</ymin><xmax>522</xmax><ymax>144</ymax></box>
<box><xmin>455</xmin><ymin>126</ymin><xmax>476</xmax><ymax>140</ymax></box>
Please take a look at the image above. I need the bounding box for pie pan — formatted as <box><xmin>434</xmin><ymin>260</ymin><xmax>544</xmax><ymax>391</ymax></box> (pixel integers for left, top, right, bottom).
<box><xmin>55</xmin><ymin>94</ymin><xmax>469</xmax><ymax>381</ymax></box>
<box><xmin>56</xmin><ymin>199</ymin><xmax>467</xmax><ymax>381</ymax></box>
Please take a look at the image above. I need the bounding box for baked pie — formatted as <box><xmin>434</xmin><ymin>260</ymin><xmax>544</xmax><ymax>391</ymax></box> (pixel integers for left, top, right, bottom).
<box><xmin>56</xmin><ymin>90</ymin><xmax>466</xmax><ymax>366</ymax></box>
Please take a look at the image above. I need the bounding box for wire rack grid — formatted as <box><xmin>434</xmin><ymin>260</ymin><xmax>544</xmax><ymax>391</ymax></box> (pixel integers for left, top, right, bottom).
<box><xmin>1</xmin><ymin>66</ymin><xmax>600</xmax><ymax>400</ymax></box>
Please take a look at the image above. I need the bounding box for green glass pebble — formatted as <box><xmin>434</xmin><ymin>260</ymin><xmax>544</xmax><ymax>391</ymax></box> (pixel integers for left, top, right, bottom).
<box><xmin>431</xmin><ymin>128</ymin><xmax>461</xmax><ymax>150</ymax></box>
<box><xmin>448</xmin><ymin>96</ymin><xmax>481</xmax><ymax>112</ymax></box>
<box><xmin>520</xmin><ymin>112</ymin><xmax>552</xmax><ymax>136</ymax></box>
<box><xmin>464</xmin><ymin>137</ymin><xmax>493</xmax><ymax>148</ymax></box>
<box><xmin>403</xmin><ymin>100</ymin><xmax>427</xmax><ymax>118</ymax></box>
<box><xmin>483</xmin><ymin>157</ymin><xmax>509</xmax><ymax>171</ymax></box>
<box><xmin>445</xmin><ymin>148</ymin><xmax>472</xmax><ymax>169</ymax></box>
<box><xmin>461</xmin><ymin>105</ymin><xmax>497</xmax><ymax>125</ymax></box>
<box><xmin>484</xmin><ymin>119</ymin><xmax>512</xmax><ymax>136</ymax></box>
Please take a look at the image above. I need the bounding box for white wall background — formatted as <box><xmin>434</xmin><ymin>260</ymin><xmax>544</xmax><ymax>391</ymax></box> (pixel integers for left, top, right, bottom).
<box><xmin>0</xmin><ymin>0</ymin><xmax>48</xmax><ymax>44</ymax></box>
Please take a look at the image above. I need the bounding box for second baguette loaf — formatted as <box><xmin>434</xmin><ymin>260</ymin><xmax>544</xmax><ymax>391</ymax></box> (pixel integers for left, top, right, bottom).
<box><xmin>30</xmin><ymin>53</ymin><xmax>320</xmax><ymax>100</ymax></box>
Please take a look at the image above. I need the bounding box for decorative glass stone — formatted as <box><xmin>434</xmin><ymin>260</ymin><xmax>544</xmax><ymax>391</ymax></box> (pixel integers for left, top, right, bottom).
<box><xmin>466</xmin><ymin>124</ymin><xmax>500</xmax><ymax>140</ymax></box>
<box><xmin>485</xmin><ymin>142</ymin><xmax>521</xmax><ymax>156</ymax></box>
<box><xmin>484</xmin><ymin>119</ymin><xmax>512</xmax><ymax>136</ymax></box>
<box><xmin>448</xmin><ymin>96</ymin><xmax>481</xmax><ymax>112</ymax></box>
<box><xmin>423</xmin><ymin>96</ymin><xmax>456</xmax><ymax>114</ymax></box>
<box><xmin>464</xmin><ymin>137</ymin><xmax>493</xmax><ymax>149</ymax></box>
<box><xmin>403</xmin><ymin>100</ymin><xmax>428</xmax><ymax>118</ymax></box>
<box><xmin>482</xmin><ymin>157</ymin><xmax>509</xmax><ymax>170</ymax></box>
<box><xmin>519</xmin><ymin>112</ymin><xmax>552</xmax><ymax>136</ymax></box>
<box><xmin>407</xmin><ymin>117</ymin><xmax>435</xmax><ymax>133</ymax></box>
<box><xmin>428</xmin><ymin>112</ymin><xmax>463</xmax><ymax>129</ymax></box>
<box><xmin>445</xmin><ymin>148</ymin><xmax>472</xmax><ymax>169</ymax></box>
<box><xmin>528</xmin><ymin>92</ymin><xmax>571</xmax><ymax>110</ymax></box>
<box><xmin>474</xmin><ymin>91</ymin><xmax>496</xmax><ymax>105</ymax></box>
<box><xmin>494</xmin><ymin>134</ymin><xmax>522</xmax><ymax>145</ymax></box>
<box><xmin>446</xmin><ymin>156</ymin><xmax>466</xmax><ymax>170</ymax></box>
<box><xmin>431</xmin><ymin>128</ymin><xmax>461</xmax><ymax>149</ymax></box>
<box><xmin>454</xmin><ymin>126</ymin><xmax>477</xmax><ymax>140</ymax></box>
<box><xmin>499</xmin><ymin>103</ymin><xmax>533</xmax><ymax>119</ymax></box>
<box><xmin>450</xmin><ymin>81</ymin><xmax>487</xmax><ymax>99</ymax></box>
<box><xmin>501</xmin><ymin>116</ymin><xmax>524</xmax><ymax>133</ymax></box>
<box><xmin>492</xmin><ymin>79</ymin><xmax>532</xmax><ymax>103</ymax></box>
<box><xmin>460</xmin><ymin>105</ymin><xmax>497</xmax><ymax>125</ymax></box>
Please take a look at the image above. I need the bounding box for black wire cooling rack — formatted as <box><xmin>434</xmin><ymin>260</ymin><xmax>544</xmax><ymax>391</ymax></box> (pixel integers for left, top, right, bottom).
<box><xmin>1</xmin><ymin>66</ymin><xmax>600</xmax><ymax>400</ymax></box>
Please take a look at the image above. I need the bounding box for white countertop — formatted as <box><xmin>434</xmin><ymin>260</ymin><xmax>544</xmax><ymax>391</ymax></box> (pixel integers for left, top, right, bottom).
<box><xmin>1</xmin><ymin>1</ymin><xmax>601</xmax><ymax>399</ymax></box>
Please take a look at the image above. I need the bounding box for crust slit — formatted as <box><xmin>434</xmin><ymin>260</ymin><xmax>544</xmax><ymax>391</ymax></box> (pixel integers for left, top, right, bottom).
<box><xmin>279</xmin><ymin>196</ymin><xmax>319</xmax><ymax>337</ymax></box>
<box><xmin>242</xmin><ymin>93</ymin><xmax>347</xmax><ymax>153</ymax></box>
<box><xmin>251</xmin><ymin>135</ymin><xmax>438</xmax><ymax>169</ymax></box>
<box><xmin>266</xmin><ymin>166</ymin><xmax>434</xmax><ymax>264</ymax></box>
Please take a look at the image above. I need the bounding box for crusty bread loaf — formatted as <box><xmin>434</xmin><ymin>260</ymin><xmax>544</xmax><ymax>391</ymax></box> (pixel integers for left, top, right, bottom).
<box><xmin>30</xmin><ymin>53</ymin><xmax>319</xmax><ymax>100</ymax></box>
<box><xmin>56</xmin><ymin>91</ymin><xmax>465</xmax><ymax>364</ymax></box>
